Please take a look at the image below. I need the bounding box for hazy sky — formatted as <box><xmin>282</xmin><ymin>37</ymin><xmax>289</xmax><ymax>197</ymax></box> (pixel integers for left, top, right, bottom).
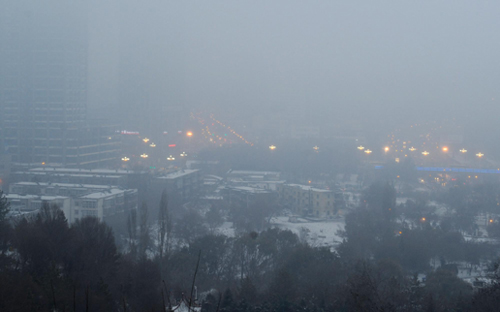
<box><xmin>87</xmin><ymin>1</ymin><xmax>499</xmax><ymax>130</ymax></box>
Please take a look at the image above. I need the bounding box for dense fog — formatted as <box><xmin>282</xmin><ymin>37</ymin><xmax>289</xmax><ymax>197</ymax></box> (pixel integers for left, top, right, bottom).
<box><xmin>1</xmin><ymin>1</ymin><xmax>500</xmax><ymax>311</ymax></box>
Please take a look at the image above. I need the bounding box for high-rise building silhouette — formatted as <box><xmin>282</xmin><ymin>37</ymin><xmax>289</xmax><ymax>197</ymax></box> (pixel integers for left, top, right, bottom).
<box><xmin>0</xmin><ymin>1</ymin><xmax>118</xmax><ymax>167</ymax></box>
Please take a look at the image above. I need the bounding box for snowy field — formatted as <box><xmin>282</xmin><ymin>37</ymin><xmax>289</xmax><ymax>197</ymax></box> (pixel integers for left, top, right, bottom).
<box><xmin>214</xmin><ymin>221</ymin><xmax>236</xmax><ymax>237</ymax></box>
<box><xmin>270</xmin><ymin>216</ymin><xmax>345</xmax><ymax>249</ymax></box>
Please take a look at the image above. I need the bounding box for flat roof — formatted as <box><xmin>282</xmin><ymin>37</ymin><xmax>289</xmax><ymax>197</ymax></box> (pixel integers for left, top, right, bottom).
<box><xmin>14</xmin><ymin>171</ymin><xmax>123</xmax><ymax>179</ymax></box>
<box><xmin>79</xmin><ymin>188</ymin><xmax>126</xmax><ymax>199</ymax></box>
<box><xmin>12</xmin><ymin>182</ymin><xmax>117</xmax><ymax>189</ymax></box>
<box><xmin>157</xmin><ymin>169</ymin><xmax>200</xmax><ymax>180</ymax></box>
<box><xmin>29</xmin><ymin>167</ymin><xmax>136</xmax><ymax>175</ymax></box>
<box><xmin>225</xmin><ymin>186</ymin><xmax>272</xmax><ymax>194</ymax></box>
<box><xmin>7</xmin><ymin>194</ymin><xmax>70</xmax><ymax>201</ymax></box>
<box><xmin>228</xmin><ymin>170</ymin><xmax>280</xmax><ymax>176</ymax></box>
<box><xmin>286</xmin><ymin>184</ymin><xmax>332</xmax><ymax>192</ymax></box>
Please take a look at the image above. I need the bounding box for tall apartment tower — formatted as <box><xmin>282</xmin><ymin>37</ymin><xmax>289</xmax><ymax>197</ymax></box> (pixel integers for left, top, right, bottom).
<box><xmin>0</xmin><ymin>1</ymin><xmax>118</xmax><ymax>167</ymax></box>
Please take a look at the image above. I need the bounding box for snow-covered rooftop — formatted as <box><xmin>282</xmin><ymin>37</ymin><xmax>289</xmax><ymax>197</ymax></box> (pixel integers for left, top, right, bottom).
<box><xmin>12</xmin><ymin>182</ymin><xmax>117</xmax><ymax>189</ymax></box>
<box><xmin>29</xmin><ymin>167</ymin><xmax>136</xmax><ymax>175</ymax></box>
<box><xmin>286</xmin><ymin>184</ymin><xmax>332</xmax><ymax>192</ymax></box>
<box><xmin>157</xmin><ymin>169</ymin><xmax>200</xmax><ymax>180</ymax></box>
<box><xmin>79</xmin><ymin>188</ymin><xmax>125</xmax><ymax>199</ymax></box>
<box><xmin>228</xmin><ymin>170</ymin><xmax>280</xmax><ymax>176</ymax></box>
<box><xmin>224</xmin><ymin>186</ymin><xmax>272</xmax><ymax>194</ymax></box>
<box><xmin>7</xmin><ymin>194</ymin><xmax>69</xmax><ymax>201</ymax></box>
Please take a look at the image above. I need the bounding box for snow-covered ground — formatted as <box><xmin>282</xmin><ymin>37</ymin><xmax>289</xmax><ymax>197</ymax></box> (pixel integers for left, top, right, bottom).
<box><xmin>270</xmin><ymin>216</ymin><xmax>345</xmax><ymax>249</ymax></box>
<box><xmin>214</xmin><ymin>221</ymin><xmax>236</xmax><ymax>237</ymax></box>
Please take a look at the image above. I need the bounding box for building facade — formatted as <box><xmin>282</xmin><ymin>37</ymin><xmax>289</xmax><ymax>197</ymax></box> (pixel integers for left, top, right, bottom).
<box><xmin>6</xmin><ymin>187</ymin><xmax>138</xmax><ymax>223</ymax></box>
<box><xmin>277</xmin><ymin>184</ymin><xmax>335</xmax><ymax>218</ymax></box>
<box><xmin>152</xmin><ymin>169</ymin><xmax>202</xmax><ymax>203</ymax></box>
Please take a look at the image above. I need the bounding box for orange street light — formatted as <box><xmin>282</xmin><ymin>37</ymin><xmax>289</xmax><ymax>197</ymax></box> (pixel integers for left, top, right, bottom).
<box><xmin>269</xmin><ymin>145</ymin><xmax>277</xmax><ymax>150</ymax></box>
<box><xmin>409</xmin><ymin>147</ymin><xmax>417</xmax><ymax>152</ymax></box>
<box><xmin>357</xmin><ymin>145</ymin><xmax>365</xmax><ymax>150</ymax></box>
<box><xmin>460</xmin><ymin>148</ymin><xmax>467</xmax><ymax>153</ymax></box>
<box><xmin>121</xmin><ymin>157</ymin><xmax>130</xmax><ymax>162</ymax></box>
<box><xmin>476</xmin><ymin>152</ymin><xmax>484</xmax><ymax>158</ymax></box>
<box><xmin>364</xmin><ymin>149</ymin><xmax>372</xmax><ymax>154</ymax></box>
<box><xmin>384</xmin><ymin>146</ymin><xmax>390</xmax><ymax>152</ymax></box>
<box><xmin>442</xmin><ymin>146</ymin><xmax>448</xmax><ymax>152</ymax></box>
<box><xmin>142</xmin><ymin>137</ymin><xmax>150</xmax><ymax>143</ymax></box>
<box><xmin>422</xmin><ymin>151</ymin><xmax>429</xmax><ymax>156</ymax></box>
<box><xmin>140</xmin><ymin>154</ymin><xmax>148</xmax><ymax>158</ymax></box>
<box><xmin>186</xmin><ymin>131</ymin><xmax>193</xmax><ymax>137</ymax></box>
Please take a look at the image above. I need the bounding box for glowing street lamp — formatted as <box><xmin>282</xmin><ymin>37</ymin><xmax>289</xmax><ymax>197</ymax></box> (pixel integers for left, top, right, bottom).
<box><xmin>140</xmin><ymin>153</ymin><xmax>148</xmax><ymax>158</ymax></box>
<box><xmin>121</xmin><ymin>157</ymin><xmax>130</xmax><ymax>162</ymax></box>
<box><xmin>150</xmin><ymin>143</ymin><xmax>156</xmax><ymax>147</ymax></box>
<box><xmin>313</xmin><ymin>146</ymin><xmax>319</xmax><ymax>151</ymax></box>
<box><xmin>269</xmin><ymin>145</ymin><xmax>277</xmax><ymax>150</ymax></box>
<box><xmin>384</xmin><ymin>147</ymin><xmax>390</xmax><ymax>152</ymax></box>
<box><xmin>167</xmin><ymin>155</ymin><xmax>175</xmax><ymax>161</ymax></box>
<box><xmin>180</xmin><ymin>152</ymin><xmax>187</xmax><ymax>157</ymax></box>
<box><xmin>364</xmin><ymin>149</ymin><xmax>372</xmax><ymax>154</ymax></box>
<box><xmin>142</xmin><ymin>137</ymin><xmax>150</xmax><ymax>143</ymax></box>
<box><xmin>422</xmin><ymin>151</ymin><xmax>429</xmax><ymax>156</ymax></box>
<box><xmin>186</xmin><ymin>131</ymin><xmax>193</xmax><ymax>137</ymax></box>
<box><xmin>409</xmin><ymin>147</ymin><xmax>417</xmax><ymax>152</ymax></box>
<box><xmin>357</xmin><ymin>145</ymin><xmax>365</xmax><ymax>150</ymax></box>
<box><xmin>442</xmin><ymin>146</ymin><xmax>448</xmax><ymax>152</ymax></box>
<box><xmin>460</xmin><ymin>148</ymin><xmax>467</xmax><ymax>153</ymax></box>
<box><xmin>476</xmin><ymin>152</ymin><xmax>484</xmax><ymax>158</ymax></box>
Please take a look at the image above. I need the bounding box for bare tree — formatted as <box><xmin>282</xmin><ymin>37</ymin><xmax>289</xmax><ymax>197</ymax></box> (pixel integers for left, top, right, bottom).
<box><xmin>139</xmin><ymin>201</ymin><xmax>149</xmax><ymax>258</ymax></box>
<box><xmin>158</xmin><ymin>190</ymin><xmax>172</xmax><ymax>263</ymax></box>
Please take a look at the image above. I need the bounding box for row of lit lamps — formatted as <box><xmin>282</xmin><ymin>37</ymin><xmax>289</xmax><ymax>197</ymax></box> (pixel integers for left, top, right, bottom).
<box><xmin>358</xmin><ymin>145</ymin><xmax>484</xmax><ymax>158</ymax></box>
<box><xmin>121</xmin><ymin>152</ymin><xmax>188</xmax><ymax>162</ymax></box>
<box><xmin>268</xmin><ymin>145</ymin><xmax>320</xmax><ymax>151</ymax></box>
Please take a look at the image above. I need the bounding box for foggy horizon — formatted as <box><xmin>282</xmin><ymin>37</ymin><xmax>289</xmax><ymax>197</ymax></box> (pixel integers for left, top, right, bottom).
<box><xmin>86</xmin><ymin>1</ymin><xmax>499</xmax><ymax>132</ymax></box>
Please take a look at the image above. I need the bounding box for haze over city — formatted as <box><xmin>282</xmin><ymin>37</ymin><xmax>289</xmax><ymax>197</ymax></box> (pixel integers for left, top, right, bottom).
<box><xmin>1</xmin><ymin>1</ymin><xmax>500</xmax><ymax>311</ymax></box>
<box><xmin>86</xmin><ymin>1</ymin><xmax>500</xmax><ymax>133</ymax></box>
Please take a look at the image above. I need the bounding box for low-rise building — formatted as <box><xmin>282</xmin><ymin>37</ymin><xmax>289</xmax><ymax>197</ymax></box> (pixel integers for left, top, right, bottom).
<box><xmin>277</xmin><ymin>184</ymin><xmax>335</xmax><ymax>218</ymax></box>
<box><xmin>222</xmin><ymin>186</ymin><xmax>275</xmax><ymax>208</ymax></box>
<box><xmin>6</xmin><ymin>187</ymin><xmax>138</xmax><ymax>223</ymax></box>
<box><xmin>226</xmin><ymin>170</ymin><xmax>281</xmax><ymax>181</ymax></box>
<box><xmin>11</xmin><ymin>167</ymin><xmax>149</xmax><ymax>189</ymax></box>
<box><xmin>6</xmin><ymin>194</ymin><xmax>72</xmax><ymax>220</ymax></box>
<box><xmin>74</xmin><ymin>188</ymin><xmax>137</xmax><ymax>222</ymax></box>
<box><xmin>152</xmin><ymin>169</ymin><xmax>201</xmax><ymax>203</ymax></box>
<box><xmin>9</xmin><ymin>181</ymin><xmax>117</xmax><ymax>197</ymax></box>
